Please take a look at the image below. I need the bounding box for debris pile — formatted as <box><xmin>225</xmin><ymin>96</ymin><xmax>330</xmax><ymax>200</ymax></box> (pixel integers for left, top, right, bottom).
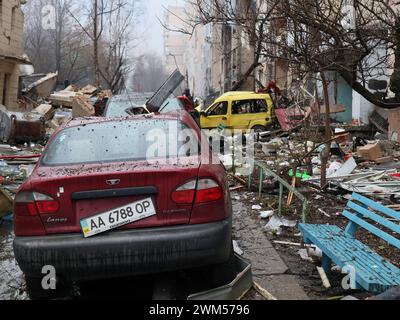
<box><xmin>0</xmin><ymin>74</ymin><xmax>111</xmax><ymax>221</ymax></box>
<box><xmin>6</xmin><ymin>73</ymin><xmax>113</xmax><ymax>144</ymax></box>
<box><xmin>0</xmin><ymin>144</ymin><xmax>43</xmax><ymax>220</ymax></box>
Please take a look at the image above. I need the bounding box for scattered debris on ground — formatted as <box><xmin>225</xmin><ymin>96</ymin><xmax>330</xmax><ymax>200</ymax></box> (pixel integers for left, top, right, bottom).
<box><xmin>224</xmin><ymin>117</ymin><xmax>400</xmax><ymax>299</ymax></box>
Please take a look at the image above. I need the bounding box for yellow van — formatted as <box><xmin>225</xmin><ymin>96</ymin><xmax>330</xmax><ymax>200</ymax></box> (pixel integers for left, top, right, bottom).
<box><xmin>199</xmin><ymin>92</ymin><xmax>273</xmax><ymax>132</ymax></box>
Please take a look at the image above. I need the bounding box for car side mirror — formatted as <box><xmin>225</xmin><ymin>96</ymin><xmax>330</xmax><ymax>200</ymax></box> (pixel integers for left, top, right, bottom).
<box><xmin>200</xmin><ymin>111</ymin><xmax>207</xmax><ymax>117</ymax></box>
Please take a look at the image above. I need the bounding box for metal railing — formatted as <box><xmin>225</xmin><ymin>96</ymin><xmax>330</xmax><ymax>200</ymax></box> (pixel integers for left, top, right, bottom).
<box><xmin>249</xmin><ymin>160</ymin><xmax>308</xmax><ymax>223</ymax></box>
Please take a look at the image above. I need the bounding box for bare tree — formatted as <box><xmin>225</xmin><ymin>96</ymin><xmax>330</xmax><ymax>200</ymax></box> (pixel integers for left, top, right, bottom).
<box><xmin>185</xmin><ymin>0</ymin><xmax>400</xmax><ymax>109</ymax></box>
<box><xmin>24</xmin><ymin>0</ymin><xmax>90</xmax><ymax>84</ymax></box>
<box><xmin>66</xmin><ymin>0</ymin><xmax>141</xmax><ymax>90</ymax></box>
<box><xmin>98</xmin><ymin>0</ymin><xmax>140</xmax><ymax>92</ymax></box>
<box><xmin>24</xmin><ymin>0</ymin><xmax>53</xmax><ymax>73</ymax></box>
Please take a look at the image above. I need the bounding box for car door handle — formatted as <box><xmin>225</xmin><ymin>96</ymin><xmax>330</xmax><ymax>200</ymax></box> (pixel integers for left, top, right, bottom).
<box><xmin>222</xmin><ymin>117</ymin><xmax>228</xmax><ymax>121</ymax></box>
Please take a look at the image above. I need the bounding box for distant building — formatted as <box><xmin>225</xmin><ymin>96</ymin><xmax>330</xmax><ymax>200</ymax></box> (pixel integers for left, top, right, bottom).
<box><xmin>0</xmin><ymin>0</ymin><xmax>29</xmax><ymax>110</ymax></box>
<box><xmin>181</xmin><ymin>0</ymin><xmax>256</xmax><ymax>102</ymax></box>
<box><xmin>163</xmin><ymin>6</ymin><xmax>187</xmax><ymax>75</ymax></box>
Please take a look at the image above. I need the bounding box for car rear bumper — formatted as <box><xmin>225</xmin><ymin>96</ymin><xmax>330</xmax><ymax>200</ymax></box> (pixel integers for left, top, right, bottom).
<box><xmin>14</xmin><ymin>218</ymin><xmax>232</xmax><ymax>281</ymax></box>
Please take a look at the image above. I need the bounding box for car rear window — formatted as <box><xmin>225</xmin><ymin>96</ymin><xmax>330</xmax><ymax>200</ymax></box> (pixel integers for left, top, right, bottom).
<box><xmin>42</xmin><ymin>119</ymin><xmax>199</xmax><ymax>166</ymax></box>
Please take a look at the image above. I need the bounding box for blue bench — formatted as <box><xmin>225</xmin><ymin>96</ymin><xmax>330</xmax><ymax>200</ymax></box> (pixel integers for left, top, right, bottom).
<box><xmin>299</xmin><ymin>193</ymin><xmax>400</xmax><ymax>294</ymax></box>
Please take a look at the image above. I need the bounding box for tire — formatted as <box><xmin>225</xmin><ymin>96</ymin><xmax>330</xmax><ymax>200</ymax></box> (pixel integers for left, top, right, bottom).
<box><xmin>252</xmin><ymin>125</ymin><xmax>267</xmax><ymax>134</ymax></box>
<box><xmin>25</xmin><ymin>276</ymin><xmax>70</xmax><ymax>300</ymax></box>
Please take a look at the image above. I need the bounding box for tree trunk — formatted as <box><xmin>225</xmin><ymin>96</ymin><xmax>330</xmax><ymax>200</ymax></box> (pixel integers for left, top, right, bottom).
<box><xmin>319</xmin><ymin>71</ymin><xmax>331</xmax><ymax>188</ymax></box>
<box><xmin>55</xmin><ymin>1</ymin><xmax>62</xmax><ymax>76</ymax></box>
<box><xmin>93</xmin><ymin>0</ymin><xmax>100</xmax><ymax>87</ymax></box>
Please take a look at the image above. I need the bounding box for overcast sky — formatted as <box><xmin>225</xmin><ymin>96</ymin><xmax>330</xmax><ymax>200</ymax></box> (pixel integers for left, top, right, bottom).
<box><xmin>141</xmin><ymin>0</ymin><xmax>184</xmax><ymax>55</ymax></box>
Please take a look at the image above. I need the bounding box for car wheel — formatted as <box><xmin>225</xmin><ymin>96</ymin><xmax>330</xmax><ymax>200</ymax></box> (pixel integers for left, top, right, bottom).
<box><xmin>25</xmin><ymin>276</ymin><xmax>70</xmax><ymax>300</ymax></box>
<box><xmin>252</xmin><ymin>125</ymin><xmax>266</xmax><ymax>134</ymax></box>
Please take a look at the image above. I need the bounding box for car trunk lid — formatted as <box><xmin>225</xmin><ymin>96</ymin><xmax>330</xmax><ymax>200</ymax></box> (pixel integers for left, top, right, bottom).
<box><xmin>31</xmin><ymin>158</ymin><xmax>200</xmax><ymax>235</ymax></box>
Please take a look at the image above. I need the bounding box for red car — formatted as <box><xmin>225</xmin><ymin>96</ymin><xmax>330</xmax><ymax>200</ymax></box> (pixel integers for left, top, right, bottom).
<box><xmin>13</xmin><ymin>112</ymin><xmax>233</xmax><ymax>299</ymax></box>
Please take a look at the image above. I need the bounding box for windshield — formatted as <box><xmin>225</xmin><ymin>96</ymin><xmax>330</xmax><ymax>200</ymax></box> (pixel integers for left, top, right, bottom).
<box><xmin>42</xmin><ymin>120</ymin><xmax>199</xmax><ymax>166</ymax></box>
<box><xmin>104</xmin><ymin>93</ymin><xmax>153</xmax><ymax>117</ymax></box>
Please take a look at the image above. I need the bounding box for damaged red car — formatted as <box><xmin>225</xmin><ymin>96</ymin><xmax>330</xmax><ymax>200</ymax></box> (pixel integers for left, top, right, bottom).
<box><xmin>13</xmin><ymin>112</ymin><xmax>233</xmax><ymax>299</ymax></box>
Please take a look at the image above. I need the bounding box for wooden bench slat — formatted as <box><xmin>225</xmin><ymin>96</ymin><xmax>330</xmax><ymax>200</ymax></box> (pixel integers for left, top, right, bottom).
<box><xmin>352</xmin><ymin>193</ymin><xmax>400</xmax><ymax>221</ymax></box>
<box><xmin>343</xmin><ymin>210</ymin><xmax>400</xmax><ymax>249</ymax></box>
<box><xmin>299</xmin><ymin>224</ymin><xmax>400</xmax><ymax>293</ymax></box>
<box><xmin>300</xmin><ymin>224</ymin><xmax>400</xmax><ymax>277</ymax></box>
<box><xmin>347</xmin><ymin>201</ymin><xmax>400</xmax><ymax>234</ymax></box>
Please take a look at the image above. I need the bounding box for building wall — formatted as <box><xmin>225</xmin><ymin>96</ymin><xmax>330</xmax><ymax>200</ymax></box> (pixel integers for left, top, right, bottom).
<box><xmin>183</xmin><ymin>0</ymin><xmax>208</xmax><ymax>99</ymax></box>
<box><xmin>181</xmin><ymin>0</ymin><xmax>256</xmax><ymax>101</ymax></box>
<box><xmin>163</xmin><ymin>6</ymin><xmax>188</xmax><ymax>75</ymax></box>
<box><xmin>0</xmin><ymin>0</ymin><xmax>25</xmax><ymax>110</ymax></box>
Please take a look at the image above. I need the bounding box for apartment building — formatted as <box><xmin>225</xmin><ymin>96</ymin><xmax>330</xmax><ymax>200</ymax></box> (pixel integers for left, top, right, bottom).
<box><xmin>0</xmin><ymin>0</ymin><xmax>27</xmax><ymax>110</ymax></box>
<box><xmin>178</xmin><ymin>0</ymin><xmax>256</xmax><ymax>101</ymax></box>
<box><xmin>163</xmin><ymin>6</ymin><xmax>188</xmax><ymax>75</ymax></box>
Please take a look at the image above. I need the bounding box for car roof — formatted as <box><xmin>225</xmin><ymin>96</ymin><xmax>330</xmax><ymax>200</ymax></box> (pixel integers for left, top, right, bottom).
<box><xmin>111</xmin><ymin>92</ymin><xmax>154</xmax><ymax>100</ymax></box>
<box><xmin>216</xmin><ymin>91</ymin><xmax>270</xmax><ymax>101</ymax></box>
<box><xmin>64</xmin><ymin>114</ymin><xmax>182</xmax><ymax>129</ymax></box>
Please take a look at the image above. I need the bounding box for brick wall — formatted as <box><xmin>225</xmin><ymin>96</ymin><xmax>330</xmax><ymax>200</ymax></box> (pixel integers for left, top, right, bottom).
<box><xmin>0</xmin><ymin>0</ymin><xmax>24</xmax><ymax>110</ymax></box>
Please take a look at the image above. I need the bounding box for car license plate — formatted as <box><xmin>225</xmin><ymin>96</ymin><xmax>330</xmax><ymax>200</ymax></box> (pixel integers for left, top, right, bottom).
<box><xmin>80</xmin><ymin>198</ymin><xmax>156</xmax><ymax>238</ymax></box>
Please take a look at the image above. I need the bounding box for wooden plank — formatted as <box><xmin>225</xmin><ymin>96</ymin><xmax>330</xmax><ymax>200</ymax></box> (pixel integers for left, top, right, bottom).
<box><xmin>342</xmin><ymin>210</ymin><xmax>400</xmax><ymax>249</ymax></box>
<box><xmin>34</xmin><ymin>104</ymin><xmax>55</xmax><ymax>122</ymax></box>
<box><xmin>347</xmin><ymin>201</ymin><xmax>400</xmax><ymax>234</ymax></box>
<box><xmin>253</xmin><ymin>282</ymin><xmax>278</xmax><ymax>301</ymax></box>
<box><xmin>352</xmin><ymin>193</ymin><xmax>400</xmax><ymax>220</ymax></box>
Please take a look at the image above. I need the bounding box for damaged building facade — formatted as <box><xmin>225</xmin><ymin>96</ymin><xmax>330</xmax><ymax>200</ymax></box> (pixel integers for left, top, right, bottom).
<box><xmin>165</xmin><ymin>0</ymin><xmax>256</xmax><ymax>102</ymax></box>
<box><xmin>169</xmin><ymin>0</ymin><xmax>400</xmax><ymax>137</ymax></box>
<box><xmin>0</xmin><ymin>0</ymin><xmax>27</xmax><ymax>111</ymax></box>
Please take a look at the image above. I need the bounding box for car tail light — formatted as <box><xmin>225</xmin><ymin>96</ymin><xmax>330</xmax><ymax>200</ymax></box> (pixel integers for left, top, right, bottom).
<box><xmin>172</xmin><ymin>179</ymin><xmax>223</xmax><ymax>204</ymax></box>
<box><xmin>15</xmin><ymin>192</ymin><xmax>60</xmax><ymax>216</ymax></box>
<box><xmin>171</xmin><ymin>180</ymin><xmax>197</xmax><ymax>204</ymax></box>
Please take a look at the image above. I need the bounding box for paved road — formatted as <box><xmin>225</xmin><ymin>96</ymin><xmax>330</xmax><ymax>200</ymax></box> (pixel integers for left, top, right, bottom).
<box><xmin>231</xmin><ymin>192</ymin><xmax>309</xmax><ymax>300</ymax></box>
<box><xmin>0</xmin><ymin>221</ymin><xmax>26</xmax><ymax>300</ymax></box>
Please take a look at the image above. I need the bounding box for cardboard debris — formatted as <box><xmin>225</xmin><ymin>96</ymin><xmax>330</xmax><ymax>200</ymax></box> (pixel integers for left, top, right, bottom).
<box><xmin>80</xmin><ymin>84</ymin><xmax>98</xmax><ymax>96</ymax></box>
<box><xmin>34</xmin><ymin>104</ymin><xmax>55</xmax><ymax>122</ymax></box>
<box><xmin>64</xmin><ymin>85</ymin><xmax>79</xmax><ymax>92</ymax></box>
<box><xmin>72</xmin><ymin>96</ymin><xmax>95</xmax><ymax>118</ymax></box>
<box><xmin>49</xmin><ymin>91</ymin><xmax>77</xmax><ymax>107</ymax></box>
<box><xmin>358</xmin><ymin>143</ymin><xmax>383</xmax><ymax>161</ymax></box>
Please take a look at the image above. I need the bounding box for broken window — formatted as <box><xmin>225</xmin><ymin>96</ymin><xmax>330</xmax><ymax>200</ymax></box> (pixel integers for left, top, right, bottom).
<box><xmin>253</xmin><ymin>100</ymin><xmax>268</xmax><ymax>113</ymax></box>
<box><xmin>208</xmin><ymin>101</ymin><xmax>228</xmax><ymax>116</ymax></box>
<box><xmin>232</xmin><ymin>100</ymin><xmax>252</xmax><ymax>115</ymax></box>
<box><xmin>232</xmin><ymin>99</ymin><xmax>268</xmax><ymax>115</ymax></box>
